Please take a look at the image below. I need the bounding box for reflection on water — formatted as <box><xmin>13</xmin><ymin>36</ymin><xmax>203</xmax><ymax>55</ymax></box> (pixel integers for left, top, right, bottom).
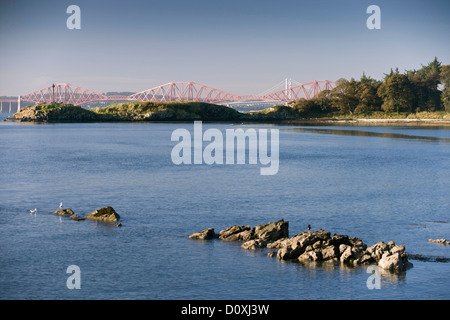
<box><xmin>407</xmin><ymin>254</ymin><xmax>450</xmax><ymax>263</ymax></box>
<box><xmin>283</xmin><ymin>127</ymin><xmax>450</xmax><ymax>143</ymax></box>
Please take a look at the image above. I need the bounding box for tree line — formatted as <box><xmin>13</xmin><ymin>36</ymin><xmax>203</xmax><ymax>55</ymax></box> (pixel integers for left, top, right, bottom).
<box><xmin>291</xmin><ymin>58</ymin><xmax>450</xmax><ymax>116</ymax></box>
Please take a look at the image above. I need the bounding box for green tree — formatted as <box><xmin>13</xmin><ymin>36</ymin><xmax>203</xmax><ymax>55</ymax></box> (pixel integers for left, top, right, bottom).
<box><xmin>313</xmin><ymin>89</ymin><xmax>333</xmax><ymax>114</ymax></box>
<box><xmin>292</xmin><ymin>98</ymin><xmax>325</xmax><ymax>117</ymax></box>
<box><xmin>330</xmin><ymin>78</ymin><xmax>359</xmax><ymax>114</ymax></box>
<box><xmin>377</xmin><ymin>74</ymin><xmax>414</xmax><ymax>113</ymax></box>
<box><xmin>441</xmin><ymin>64</ymin><xmax>450</xmax><ymax>112</ymax></box>
<box><xmin>354</xmin><ymin>73</ymin><xmax>382</xmax><ymax>114</ymax></box>
<box><xmin>406</xmin><ymin>57</ymin><xmax>442</xmax><ymax>111</ymax></box>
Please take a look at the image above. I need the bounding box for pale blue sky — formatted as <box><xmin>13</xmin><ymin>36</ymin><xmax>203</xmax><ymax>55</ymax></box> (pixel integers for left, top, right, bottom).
<box><xmin>0</xmin><ymin>0</ymin><xmax>449</xmax><ymax>95</ymax></box>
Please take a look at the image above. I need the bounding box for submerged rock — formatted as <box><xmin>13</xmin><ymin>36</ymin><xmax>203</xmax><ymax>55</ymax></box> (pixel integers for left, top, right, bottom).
<box><xmin>53</xmin><ymin>208</ymin><xmax>76</xmax><ymax>216</ymax></box>
<box><xmin>52</xmin><ymin>208</ymin><xmax>85</xmax><ymax>221</ymax></box>
<box><xmin>85</xmin><ymin>206</ymin><xmax>120</xmax><ymax>224</ymax></box>
<box><xmin>429</xmin><ymin>238</ymin><xmax>450</xmax><ymax>245</ymax></box>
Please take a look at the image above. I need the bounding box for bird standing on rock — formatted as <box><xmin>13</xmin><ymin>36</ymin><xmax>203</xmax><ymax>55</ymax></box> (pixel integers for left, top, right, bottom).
<box><xmin>307</xmin><ymin>224</ymin><xmax>311</xmax><ymax>232</ymax></box>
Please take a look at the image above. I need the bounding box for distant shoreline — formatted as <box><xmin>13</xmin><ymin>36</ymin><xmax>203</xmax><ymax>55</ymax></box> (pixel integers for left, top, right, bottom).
<box><xmin>290</xmin><ymin>118</ymin><xmax>450</xmax><ymax>125</ymax></box>
<box><xmin>6</xmin><ymin>102</ymin><xmax>450</xmax><ymax>126</ymax></box>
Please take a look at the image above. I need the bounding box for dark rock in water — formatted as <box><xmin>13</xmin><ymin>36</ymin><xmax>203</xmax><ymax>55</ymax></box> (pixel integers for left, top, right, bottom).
<box><xmin>53</xmin><ymin>208</ymin><xmax>76</xmax><ymax>216</ymax></box>
<box><xmin>407</xmin><ymin>254</ymin><xmax>450</xmax><ymax>263</ymax></box>
<box><xmin>53</xmin><ymin>208</ymin><xmax>85</xmax><ymax>221</ymax></box>
<box><xmin>85</xmin><ymin>206</ymin><xmax>120</xmax><ymax>224</ymax></box>
<box><xmin>189</xmin><ymin>228</ymin><xmax>217</xmax><ymax>240</ymax></box>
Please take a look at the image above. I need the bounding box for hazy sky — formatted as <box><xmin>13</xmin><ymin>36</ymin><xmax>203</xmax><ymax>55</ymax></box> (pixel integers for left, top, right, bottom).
<box><xmin>0</xmin><ymin>0</ymin><xmax>449</xmax><ymax>95</ymax></box>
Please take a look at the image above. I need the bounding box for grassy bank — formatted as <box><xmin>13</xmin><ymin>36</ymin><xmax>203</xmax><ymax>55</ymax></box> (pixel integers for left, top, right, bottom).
<box><xmin>325</xmin><ymin>111</ymin><xmax>450</xmax><ymax>120</ymax></box>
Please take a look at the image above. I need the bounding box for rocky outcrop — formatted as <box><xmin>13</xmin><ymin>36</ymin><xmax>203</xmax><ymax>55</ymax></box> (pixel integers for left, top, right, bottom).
<box><xmin>269</xmin><ymin>230</ymin><xmax>412</xmax><ymax>272</ymax></box>
<box><xmin>189</xmin><ymin>228</ymin><xmax>217</xmax><ymax>240</ymax></box>
<box><xmin>428</xmin><ymin>238</ymin><xmax>450</xmax><ymax>245</ymax></box>
<box><xmin>52</xmin><ymin>208</ymin><xmax>85</xmax><ymax>221</ymax></box>
<box><xmin>189</xmin><ymin>220</ymin><xmax>413</xmax><ymax>273</ymax></box>
<box><xmin>85</xmin><ymin>206</ymin><xmax>121</xmax><ymax>225</ymax></box>
<box><xmin>216</xmin><ymin>219</ymin><xmax>289</xmax><ymax>243</ymax></box>
<box><xmin>51</xmin><ymin>206</ymin><xmax>122</xmax><ymax>226</ymax></box>
<box><xmin>219</xmin><ymin>225</ymin><xmax>254</xmax><ymax>241</ymax></box>
<box><xmin>254</xmin><ymin>219</ymin><xmax>289</xmax><ymax>242</ymax></box>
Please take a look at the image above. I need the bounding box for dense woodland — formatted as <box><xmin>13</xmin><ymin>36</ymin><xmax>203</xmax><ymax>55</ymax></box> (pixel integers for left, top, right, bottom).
<box><xmin>291</xmin><ymin>58</ymin><xmax>450</xmax><ymax>117</ymax></box>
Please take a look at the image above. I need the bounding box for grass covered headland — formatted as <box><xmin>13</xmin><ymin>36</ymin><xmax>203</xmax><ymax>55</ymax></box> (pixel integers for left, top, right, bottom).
<box><xmin>10</xmin><ymin>101</ymin><xmax>245</xmax><ymax>122</ymax></box>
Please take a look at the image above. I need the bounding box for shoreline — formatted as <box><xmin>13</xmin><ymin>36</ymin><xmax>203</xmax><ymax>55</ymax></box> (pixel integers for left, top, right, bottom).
<box><xmin>285</xmin><ymin>118</ymin><xmax>450</xmax><ymax>126</ymax></box>
<box><xmin>5</xmin><ymin>117</ymin><xmax>450</xmax><ymax>126</ymax></box>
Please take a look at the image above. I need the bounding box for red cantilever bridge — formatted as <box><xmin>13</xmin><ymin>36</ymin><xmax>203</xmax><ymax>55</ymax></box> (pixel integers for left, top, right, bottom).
<box><xmin>1</xmin><ymin>80</ymin><xmax>335</xmax><ymax>110</ymax></box>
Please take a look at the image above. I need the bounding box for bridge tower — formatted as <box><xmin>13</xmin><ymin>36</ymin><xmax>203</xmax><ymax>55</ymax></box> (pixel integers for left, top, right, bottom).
<box><xmin>17</xmin><ymin>96</ymin><xmax>21</xmax><ymax>112</ymax></box>
<box><xmin>285</xmin><ymin>78</ymin><xmax>292</xmax><ymax>100</ymax></box>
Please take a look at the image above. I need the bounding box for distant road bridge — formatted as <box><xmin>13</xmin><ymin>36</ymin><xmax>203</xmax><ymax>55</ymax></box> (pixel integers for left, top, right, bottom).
<box><xmin>0</xmin><ymin>80</ymin><xmax>335</xmax><ymax>112</ymax></box>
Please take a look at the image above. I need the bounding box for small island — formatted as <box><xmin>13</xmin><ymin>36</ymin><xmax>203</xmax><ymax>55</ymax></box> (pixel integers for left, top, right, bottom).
<box><xmin>9</xmin><ymin>101</ymin><xmax>246</xmax><ymax>122</ymax></box>
<box><xmin>7</xmin><ymin>100</ymin><xmax>450</xmax><ymax>124</ymax></box>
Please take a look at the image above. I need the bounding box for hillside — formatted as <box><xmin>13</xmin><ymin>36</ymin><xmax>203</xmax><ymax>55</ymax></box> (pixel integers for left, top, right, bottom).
<box><xmin>10</xmin><ymin>101</ymin><xmax>247</xmax><ymax>122</ymax></box>
<box><xmin>91</xmin><ymin>101</ymin><xmax>245</xmax><ymax>121</ymax></box>
<box><xmin>10</xmin><ymin>103</ymin><xmax>103</xmax><ymax>122</ymax></box>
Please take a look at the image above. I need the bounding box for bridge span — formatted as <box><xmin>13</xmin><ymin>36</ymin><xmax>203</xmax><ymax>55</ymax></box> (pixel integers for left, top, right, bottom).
<box><xmin>0</xmin><ymin>80</ymin><xmax>335</xmax><ymax>113</ymax></box>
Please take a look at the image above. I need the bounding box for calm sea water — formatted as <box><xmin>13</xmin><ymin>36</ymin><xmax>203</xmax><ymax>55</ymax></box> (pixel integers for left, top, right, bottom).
<box><xmin>0</xmin><ymin>115</ymin><xmax>449</xmax><ymax>300</ymax></box>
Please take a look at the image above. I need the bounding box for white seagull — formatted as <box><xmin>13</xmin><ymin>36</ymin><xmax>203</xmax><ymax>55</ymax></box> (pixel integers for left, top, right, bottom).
<box><xmin>59</xmin><ymin>202</ymin><xmax>63</xmax><ymax>209</ymax></box>
<box><xmin>30</xmin><ymin>208</ymin><xmax>37</xmax><ymax>214</ymax></box>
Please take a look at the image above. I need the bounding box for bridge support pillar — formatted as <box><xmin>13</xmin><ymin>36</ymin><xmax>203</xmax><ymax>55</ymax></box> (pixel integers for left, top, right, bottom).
<box><xmin>17</xmin><ymin>96</ymin><xmax>21</xmax><ymax>112</ymax></box>
<box><xmin>285</xmin><ymin>78</ymin><xmax>292</xmax><ymax>100</ymax></box>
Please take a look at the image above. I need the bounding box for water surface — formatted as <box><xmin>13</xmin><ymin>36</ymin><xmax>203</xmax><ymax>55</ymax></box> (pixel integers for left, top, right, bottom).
<box><xmin>0</xmin><ymin>119</ymin><xmax>449</xmax><ymax>299</ymax></box>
